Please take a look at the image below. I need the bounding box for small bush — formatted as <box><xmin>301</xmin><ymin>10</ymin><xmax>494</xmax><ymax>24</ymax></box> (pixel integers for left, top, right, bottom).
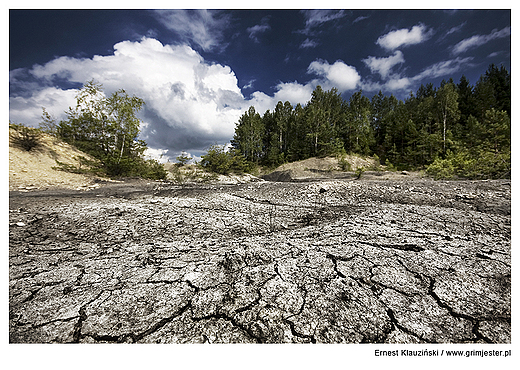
<box><xmin>355</xmin><ymin>166</ymin><xmax>365</xmax><ymax>179</ymax></box>
<box><xmin>139</xmin><ymin>159</ymin><xmax>168</xmax><ymax>180</ymax></box>
<box><xmin>199</xmin><ymin>145</ymin><xmax>254</xmax><ymax>175</ymax></box>
<box><xmin>425</xmin><ymin>157</ymin><xmax>455</xmax><ymax>180</ymax></box>
<box><xmin>371</xmin><ymin>154</ymin><xmax>381</xmax><ymax>171</ymax></box>
<box><xmin>426</xmin><ymin>150</ymin><xmax>511</xmax><ymax>180</ymax></box>
<box><xmin>384</xmin><ymin>159</ymin><xmax>397</xmax><ymax>172</ymax></box>
<box><xmin>9</xmin><ymin>123</ymin><xmax>42</xmax><ymax>151</ymax></box>
<box><xmin>338</xmin><ymin>156</ymin><xmax>352</xmax><ymax>171</ymax></box>
<box><xmin>168</xmin><ymin>165</ymin><xmax>185</xmax><ymax>183</ymax></box>
<box><xmin>176</xmin><ymin>152</ymin><xmax>192</xmax><ymax>166</ymax></box>
<box><xmin>199</xmin><ymin>145</ymin><xmax>232</xmax><ymax>175</ymax></box>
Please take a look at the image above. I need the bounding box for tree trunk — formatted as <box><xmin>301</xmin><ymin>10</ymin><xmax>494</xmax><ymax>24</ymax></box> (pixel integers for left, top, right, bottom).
<box><xmin>118</xmin><ymin>134</ymin><xmax>125</xmax><ymax>164</ymax></box>
<box><xmin>443</xmin><ymin>114</ymin><xmax>447</xmax><ymax>153</ymax></box>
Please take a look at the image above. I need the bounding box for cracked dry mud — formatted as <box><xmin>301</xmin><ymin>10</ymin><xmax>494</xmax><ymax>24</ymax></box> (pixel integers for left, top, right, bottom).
<box><xmin>9</xmin><ymin>178</ymin><xmax>511</xmax><ymax>343</ymax></box>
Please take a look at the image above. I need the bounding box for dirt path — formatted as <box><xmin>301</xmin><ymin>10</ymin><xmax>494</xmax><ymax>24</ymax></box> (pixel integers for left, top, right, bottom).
<box><xmin>9</xmin><ymin>177</ymin><xmax>511</xmax><ymax>343</ymax></box>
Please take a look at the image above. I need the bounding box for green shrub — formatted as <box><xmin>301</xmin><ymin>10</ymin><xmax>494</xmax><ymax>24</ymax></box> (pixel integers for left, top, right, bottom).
<box><xmin>199</xmin><ymin>145</ymin><xmax>232</xmax><ymax>175</ymax></box>
<box><xmin>140</xmin><ymin>159</ymin><xmax>168</xmax><ymax>180</ymax></box>
<box><xmin>199</xmin><ymin>145</ymin><xmax>254</xmax><ymax>175</ymax></box>
<box><xmin>176</xmin><ymin>152</ymin><xmax>192</xmax><ymax>166</ymax></box>
<box><xmin>100</xmin><ymin>155</ymin><xmax>167</xmax><ymax>180</ymax></box>
<box><xmin>426</xmin><ymin>149</ymin><xmax>511</xmax><ymax>180</ymax></box>
<box><xmin>425</xmin><ymin>156</ymin><xmax>455</xmax><ymax>179</ymax></box>
<box><xmin>168</xmin><ymin>165</ymin><xmax>185</xmax><ymax>183</ymax></box>
<box><xmin>355</xmin><ymin>166</ymin><xmax>365</xmax><ymax>179</ymax></box>
<box><xmin>338</xmin><ymin>156</ymin><xmax>352</xmax><ymax>171</ymax></box>
<box><xmin>384</xmin><ymin>159</ymin><xmax>397</xmax><ymax>172</ymax></box>
<box><xmin>9</xmin><ymin>123</ymin><xmax>42</xmax><ymax>151</ymax></box>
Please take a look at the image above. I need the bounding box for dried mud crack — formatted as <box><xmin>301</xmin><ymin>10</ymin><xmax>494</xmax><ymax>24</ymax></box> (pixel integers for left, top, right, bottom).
<box><xmin>9</xmin><ymin>178</ymin><xmax>511</xmax><ymax>343</ymax></box>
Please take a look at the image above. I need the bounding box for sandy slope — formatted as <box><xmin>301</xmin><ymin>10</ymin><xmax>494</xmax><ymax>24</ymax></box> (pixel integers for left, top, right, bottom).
<box><xmin>9</xmin><ymin>128</ymin><xmax>104</xmax><ymax>191</ymax></box>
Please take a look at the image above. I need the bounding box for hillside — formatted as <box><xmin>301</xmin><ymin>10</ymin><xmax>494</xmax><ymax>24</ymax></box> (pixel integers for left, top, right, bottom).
<box><xmin>163</xmin><ymin>162</ymin><xmax>261</xmax><ymax>185</ymax></box>
<box><xmin>261</xmin><ymin>155</ymin><xmax>417</xmax><ymax>182</ymax></box>
<box><xmin>9</xmin><ymin>128</ymin><xmax>106</xmax><ymax>191</ymax></box>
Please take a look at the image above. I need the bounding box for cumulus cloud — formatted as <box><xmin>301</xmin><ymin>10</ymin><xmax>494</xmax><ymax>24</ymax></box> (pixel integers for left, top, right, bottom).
<box><xmin>152</xmin><ymin>9</ymin><xmax>231</xmax><ymax>52</ymax></box>
<box><xmin>362</xmin><ymin>50</ymin><xmax>405</xmax><ymax>79</ymax></box>
<box><xmin>273</xmin><ymin>82</ymin><xmax>315</xmax><ymax>106</ymax></box>
<box><xmin>245</xmin><ymin>82</ymin><xmax>314</xmax><ymax>114</ymax></box>
<box><xmin>308</xmin><ymin>59</ymin><xmax>361</xmax><ymax>91</ymax></box>
<box><xmin>9</xmin><ymin>86</ymin><xmax>77</xmax><ymax>125</ymax></box>
<box><xmin>144</xmin><ymin>147</ymin><xmax>169</xmax><ymax>163</ymax></box>
<box><xmin>452</xmin><ymin>26</ymin><xmax>510</xmax><ymax>55</ymax></box>
<box><xmin>10</xmin><ymin>38</ymin><xmax>249</xmax><ymax>157</ymax></box>
<box><xmin>376</xmin><ymin>24</ymin><xmax>432</xmax><ymax>50</ymax></box>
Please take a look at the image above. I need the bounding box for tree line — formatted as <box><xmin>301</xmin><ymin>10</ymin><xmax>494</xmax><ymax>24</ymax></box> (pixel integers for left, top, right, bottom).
<box><xmin>230</xmin><ymin>64</ymin><xmax>510</xmax><ymax>179</ymax></box>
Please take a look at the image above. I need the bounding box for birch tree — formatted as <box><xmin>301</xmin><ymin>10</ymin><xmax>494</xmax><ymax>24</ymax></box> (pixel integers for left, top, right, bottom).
<box><xmin>435</xmin><ymin>82</ymin><xmax>460</xmax><ymax>153</ymax></box>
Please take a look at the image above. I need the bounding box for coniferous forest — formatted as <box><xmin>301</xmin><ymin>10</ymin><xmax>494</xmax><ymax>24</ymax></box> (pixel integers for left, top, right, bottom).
<box><xmin>230</xmin><ymin>64</ymin><xmax>511</xmax><ymax>179</ymax></box>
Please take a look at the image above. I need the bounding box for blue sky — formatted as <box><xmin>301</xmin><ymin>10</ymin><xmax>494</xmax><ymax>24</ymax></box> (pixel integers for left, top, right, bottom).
<box><xmin>9</xmin><ymin>7</ymin><xmax>511</xmax><ymax>161</ymax></box>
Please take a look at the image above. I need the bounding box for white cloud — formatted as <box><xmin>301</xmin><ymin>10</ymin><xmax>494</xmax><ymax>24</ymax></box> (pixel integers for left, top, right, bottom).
<box><xmin>9</xmin><ymin>86</ymin><xmax>77</xmax><ymax>126</ymax></box>
<box><xmin>412</xmin><ymin>57</ymin><xmax>474</xmax><ymax>81</ymax></box>
<box><xmin>362</xmin><ymin>50</ymin><xmax>405</xmax><ymax>79</ymax></box>
<box><xmin>308</xmin><ymin>60</ymin><xmax>361</xmax><ymax>91</ymax></box>
<box><xmin>384</xmin><ymin>77</ymin><xmax>411</xmax><ymax>91</ymax></box>
<box><xmin>247</xmin><ymin>81</ymin><xmax>315</xmax><ymax>114</ymax></box>
<box><xmin>301</xmin><ymin>10</ymin><xmax>346</xmax><ymax>30</ymax></box>
<box><xmin>144</xmin><ymin>148</ymin><xmax>169</xmax><ymax>163</ymax></box>
<box><xmin>452</xmin><ymin>26</ymin><xmax>511</xmax><ymax>55</ymax></box>
<box><xmin>242</xmin><ymin>79</ymin><xmax>256</xmax><ymax>90</ymax></box>
<box><xmin>376</xmin><ymin>24</ymin><xmax>432</xmax><ymax>50</ymax></box>
<box><xmin>353</xmin><ymin>15</ymin><xmax>369</xmax><ymax>23</ymax></box>
<box><xmin>247</xmin><ymin>17</ymin><xmax>271</xmax><ymax>43</ymax></box>
<box><xmin>446</xmin><ymin>23</ymin><xmax>466</xmax><ymax>36</ymax></box>
<box><xmin>152</xmin><ymin>10</ymin><xmax>231</xmax><ymax>52</ymax></box>
<box><xmin>218</xmin><ymin>60</ymin><xmax>360</xmax><ymax>117</ymax></box>
<box><xmin>247</xmin><ymin>24</ymin><xmax>270</xmax><ymax>42</ymax></box>
<box><xmin>295</xmin><ymin>10</ymin><xmax>346</xmax><ymax>52</ymax></box>
<box><xmin>298</xmin><ymin>10</ymin><xmax>346</xmax><ymax>39</ymax></box>
<box><xmin>10</xmin><ymin>38</ymin><xmax>249</xmax><ymax>155</ymax></box>
<box><xmin>247</xmin><ymin>91</ymin><xmax>277</xmax><ymax>115</ymax></box>
<box><xmin>488</xmin><ymin>51</ymin><xmax>502</xmax><ymax>58</ymax></box>
<box><xmin>300</xmin><ymin>38</ymin><xmax>319</xmax><ymax>49</ymax></box>
<box><xmin>273</xmin><ymin>82</ymin><xmax>314</xmax><ymax>106</ymax></box>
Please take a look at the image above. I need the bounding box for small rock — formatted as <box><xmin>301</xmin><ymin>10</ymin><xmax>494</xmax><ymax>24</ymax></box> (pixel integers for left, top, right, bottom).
<box><xmin>15</xmin><ymin>222</ymin><xmax>25</xmax><ymax>227</ymax></box>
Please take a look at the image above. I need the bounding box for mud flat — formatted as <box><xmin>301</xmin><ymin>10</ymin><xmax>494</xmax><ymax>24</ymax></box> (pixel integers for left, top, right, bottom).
<box><xmin>9</xmin><ymin>177</ymin><xmax>511</xmax><ymax>343</ymax></box>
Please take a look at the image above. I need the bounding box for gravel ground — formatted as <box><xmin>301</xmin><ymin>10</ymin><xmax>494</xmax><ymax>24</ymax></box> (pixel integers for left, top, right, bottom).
<box><xmin>9</xmin><ymin>177</ymin><xmax>511</xmax><ymax>343</ymax></box>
